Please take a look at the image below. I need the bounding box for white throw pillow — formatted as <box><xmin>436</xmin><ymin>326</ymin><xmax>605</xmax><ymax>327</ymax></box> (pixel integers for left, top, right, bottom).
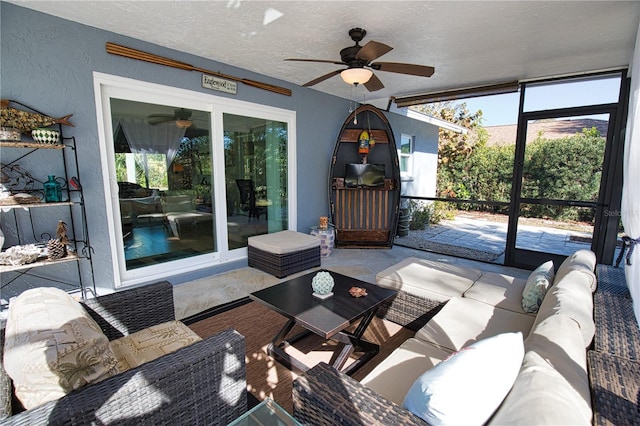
<box><xmin>521</xmin><ymin>260</ymin><xmax>555</xmax><ymax>313</ymax></box>
<box><xmin>402</xmin><ymin>332</ymin><xmax>524</xmax><ymax>426</ymax></box>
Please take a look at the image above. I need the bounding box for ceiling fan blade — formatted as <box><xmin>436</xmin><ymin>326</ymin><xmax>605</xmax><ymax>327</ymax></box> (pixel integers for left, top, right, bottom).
<box><xmin>356</xmin><ymin>40</ymin><xmax>393</xmax><ymax>63</ymax></box>
<box><xmin>302</xmin><ymin>69</ymin><xmax>342</xmax><ymax>87</ymax></box>
<box><xmin>364</xmin><ymin>73</ymin><xmax>384</xmax><ymax>92</ymax></box>
<box><xmin>371</xmin><ymin>62</ymin><xmax>435</xmax><ymax>77</ymax></box>
<box><xmin>146</xmin><ymin>116</ymin><xmax>175</xmax><ymax>125</ymax></box>
<box><xmin>285</xmin><ymin>58</ymin><xmax>345</xmax><ymax>65</ymax></box>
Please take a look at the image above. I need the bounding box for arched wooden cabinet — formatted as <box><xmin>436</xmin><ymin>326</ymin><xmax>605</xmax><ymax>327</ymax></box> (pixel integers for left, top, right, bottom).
<box><xmin>328</xmin><ymin>104</ymin><xmax>400</xmax><ymax>248</ymax></box>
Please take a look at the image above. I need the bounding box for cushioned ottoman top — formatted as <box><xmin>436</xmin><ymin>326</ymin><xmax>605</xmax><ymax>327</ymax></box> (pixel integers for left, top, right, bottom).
<box><xmin>248</xmin><ymin>230</ymin><xmax>320</xmax><ymax>254</ymax></box>
<box><xmin>375</xmin><ymin>257</ymin><xmax>482</xmax><ymax>301</ymax></box>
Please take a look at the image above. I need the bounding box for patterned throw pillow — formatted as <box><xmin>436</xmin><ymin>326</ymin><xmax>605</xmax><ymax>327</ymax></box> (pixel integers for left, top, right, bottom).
<box><xmin>3</xmin><ymin>288</ymin><xmax>118</xmax><ymax>409</ymax></box>
<box><xmin>522</xmin><ymin>260</ymin><xmax>555</xmax><ymax>313</ymax></box>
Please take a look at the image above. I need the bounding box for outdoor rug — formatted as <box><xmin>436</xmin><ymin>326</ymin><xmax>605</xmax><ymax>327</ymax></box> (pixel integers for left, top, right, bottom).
<box><xmin>187</xmin><ymin>300</ymin><xmax>413</xmax><ymax>414</ymax></box>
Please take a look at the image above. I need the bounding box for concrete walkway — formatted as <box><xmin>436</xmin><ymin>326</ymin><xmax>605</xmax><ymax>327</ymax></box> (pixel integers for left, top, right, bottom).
<box><xmin>396</xmin><ymin>215</ymin><xmax>594</xmax><ymax>264</ymax></box>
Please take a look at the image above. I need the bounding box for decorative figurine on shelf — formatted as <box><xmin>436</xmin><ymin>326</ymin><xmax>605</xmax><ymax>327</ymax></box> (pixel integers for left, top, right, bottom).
<box><xmin>1</xmin><ymin>100</ymin><xmax>74</xmax><ymax>134</ymax></box>
<box><xmin>43</xmin><ymin>175</ymin><xmax>62</xmax><ymax>202</ymax></box>
<box><xmin>358</xmin><ymin>130</ymin><xmax>370</xmax><ymax>156</ymax></box>
<box><xmin>47</xmin><ymin>221</ymin><xmax>69</xmax><ymax>260</ymax></box>
<box><xmin>312</xmin><ymin>271</ymin><xmax>335</xmax><ymax>299</ymax></box>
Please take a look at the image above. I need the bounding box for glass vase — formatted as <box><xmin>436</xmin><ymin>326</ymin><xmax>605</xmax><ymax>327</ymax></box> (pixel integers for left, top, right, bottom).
<box><xmin>43</xmin><ymin>175</ymin><xmax>62</xmax><ymax>202</ymax></box>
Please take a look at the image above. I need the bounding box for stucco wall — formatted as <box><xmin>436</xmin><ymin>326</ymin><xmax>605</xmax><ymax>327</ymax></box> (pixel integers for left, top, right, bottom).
<box><xmin>1</xmin><ymin>3</ymin><xmax>438</xmax><ymax>292</ymax></box>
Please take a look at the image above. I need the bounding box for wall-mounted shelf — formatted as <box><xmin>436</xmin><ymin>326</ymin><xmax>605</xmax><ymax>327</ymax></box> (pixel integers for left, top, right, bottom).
<box><xmin>0</xmin><ymin>141</ymin><xmax>66</xmax><ymax>150</ymax></box>
<box><xmin>0</xmin><ymin>201</ymin><xmax>74</xmax><ymax>210</ymax></box>
<box><xmin>0</xmin><ymin>252</ymin><xmax>78</xmax><ymax>273</ymax></box>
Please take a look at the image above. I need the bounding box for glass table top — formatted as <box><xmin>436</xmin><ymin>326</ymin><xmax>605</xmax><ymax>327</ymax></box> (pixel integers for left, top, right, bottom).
<box><xmin>228</xmin><ymin>398</ymin><xmax>301</xmax><ymax>426</ymax></box>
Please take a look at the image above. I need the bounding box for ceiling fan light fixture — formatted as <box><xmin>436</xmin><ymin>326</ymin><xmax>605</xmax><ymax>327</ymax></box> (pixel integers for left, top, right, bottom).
<box><xmin>175</xmin><ymin>119</ymin><xmax>192</xmax><ymax>128</ymax></box>
<box><xmin>340</xmin><ymin>68</ymin><xmax>373</xmax><ymax>85</ymax></box>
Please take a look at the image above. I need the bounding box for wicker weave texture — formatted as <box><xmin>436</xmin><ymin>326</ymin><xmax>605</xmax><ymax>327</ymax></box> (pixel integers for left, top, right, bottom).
<box><xmin>1</xmin><ymin>282</ymin><xmax>248</xmax><ymax>425</ymax></box>
<box><xmin>596</xmin><ymin>265</ymin><xmax>631</xmax><ymax>298</ymax></box>
<box><xmin>588</xmin><ymin>350</ymin><xmax>640</xmax><ymax>426</ymax></box>
<box><xmin>81</xmin><ymin>280</ymin><xmax>175</xmax><ymax>340</ymax></box>
<box><xmin>292</xmin><ymin>362</ymin><xmax>427</xmax><ymax>426</ymax></box>
<box><xmin>376</xmin><ymin>290</ymin><xmax>444</xmax><ymax>331</ymax></box>
<box><xmin>593</xmin><ymin>291</ymin><xmax>640</xmax><ymax>361</ymax></box>
<box><xmin>248</xmin><ymin>245</ymin><xmax>320</xmax><ymax>278</ymax></box>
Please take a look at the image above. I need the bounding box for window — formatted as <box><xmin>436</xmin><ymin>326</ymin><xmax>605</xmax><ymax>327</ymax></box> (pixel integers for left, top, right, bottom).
<box><xmin>95</xmin><ymin>73</ymin><xmax>296</xmax><ymax>287</ymax></box>
<box><xmin>399</xmin><ymin>134</ymin><xmax>414</xmax><ymax>176</ymax></box>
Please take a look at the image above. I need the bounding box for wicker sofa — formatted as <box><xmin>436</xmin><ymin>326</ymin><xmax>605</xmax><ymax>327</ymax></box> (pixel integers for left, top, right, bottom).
<box><xmin>0</xmin><ymin>281</ymin><xmax>247</xmax><ymax>425</ymax></box>
<box><xmin>292</xmin><ymin>251</ymin><xmax>640</xmax><ymax>425</ymax></box>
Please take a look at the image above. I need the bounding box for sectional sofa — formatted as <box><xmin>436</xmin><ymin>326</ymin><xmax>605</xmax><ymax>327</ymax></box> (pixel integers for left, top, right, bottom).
<box><xmin>292</xmin><ymin>250</ymin><xmax>640</xmax><ymax>425</ymax></box>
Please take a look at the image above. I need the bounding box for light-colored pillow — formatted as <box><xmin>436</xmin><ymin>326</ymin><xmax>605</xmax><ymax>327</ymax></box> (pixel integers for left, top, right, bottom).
<box><xmin>110</xmin><ymin>320</ymin><xmax>202</xmax><ymax>372</ymax></box>
<box><xmin>402</xmin><ymin>332</ymin><xmax>524</xmax><ymax>426</ymax></box>
<box><xmin>521</xmin><ymin>260</ymin><xmax>554</xmax><ymax>313</ymax></box>
<box><xmin>3</xmin><ymin>288</ymin><xmax>118</xmax><ymax>409</ymax></box>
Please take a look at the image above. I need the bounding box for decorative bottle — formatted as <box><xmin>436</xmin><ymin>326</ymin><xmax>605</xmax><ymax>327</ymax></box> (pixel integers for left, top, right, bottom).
<box><xmin>43</xmin><ymin>175</ymin><xmax>62</xmax><ymax>202</ymax></box>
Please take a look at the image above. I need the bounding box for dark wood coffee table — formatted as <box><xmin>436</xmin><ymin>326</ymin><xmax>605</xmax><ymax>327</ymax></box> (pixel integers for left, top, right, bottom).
<box><xmin>249</xmin><ymin>269</ymin><xmax>397</xmax><ymax>375</ymax></box>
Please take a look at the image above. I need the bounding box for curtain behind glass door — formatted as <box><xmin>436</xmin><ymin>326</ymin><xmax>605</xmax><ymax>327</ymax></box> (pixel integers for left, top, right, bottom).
<box><xmin>111</xmin><ymin>99</ymin><xmax>215</xmax><ymax>270</ymax></box>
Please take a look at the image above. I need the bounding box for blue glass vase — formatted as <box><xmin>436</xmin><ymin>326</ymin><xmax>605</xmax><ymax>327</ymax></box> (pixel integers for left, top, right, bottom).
<box><xmin>43</xmin><ymin>175</ymin><xmax>62</xmax><ymax>202</ymax></box>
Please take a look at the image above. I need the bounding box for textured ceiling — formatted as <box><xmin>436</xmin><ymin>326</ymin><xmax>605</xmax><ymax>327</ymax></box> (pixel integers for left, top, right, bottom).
<box><xmin>9</xmin><ymin>1</ymin><xmax>640</xmax><ymax>108</ymax></box>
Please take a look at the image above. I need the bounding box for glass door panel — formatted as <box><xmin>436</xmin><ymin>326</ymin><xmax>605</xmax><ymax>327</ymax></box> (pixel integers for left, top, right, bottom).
<box><xmin>223</xmin><ymin>113</ymin><xmax>288</xmax><ymax>249</ymax></box>
<box><xmin>110</xmin><ymin>98</ymin><xmax>215</xmax><ymax>270</ymax></box>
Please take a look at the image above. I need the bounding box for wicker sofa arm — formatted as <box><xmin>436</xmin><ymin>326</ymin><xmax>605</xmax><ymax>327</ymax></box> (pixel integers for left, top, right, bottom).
<box><xmin>81</xmin><ymin>281</ymin><xmax>175</xmax><ymax>340</ymax></box>
<box><xmin>2</xmin><ymin>328</ymin><xmax>247</xmax><ymax>426</ymax></box>
<box><xmin>292</xmin><ymin>362</ymin><xmax>427</xmax><ymax>426</ymax></box>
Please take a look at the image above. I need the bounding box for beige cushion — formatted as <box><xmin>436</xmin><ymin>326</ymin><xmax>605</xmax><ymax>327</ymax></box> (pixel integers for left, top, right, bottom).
<box><xmin>248</xmin><ymin>230</ymin><xmax>320</xmax><ymax>254</ymax></box>
<box><xmin>490</xmin><ymin>316</ymin><xmax>591</xmax><ymax>425</ymax></box>
<box><xmin>554</xmin><ymin>249</ymin><xmax>596</xmax><ymax>290</ymax></box>
<box><xmin>533</xmin><ymin>269</ymin><xmax>595</xmax><ymax>347</ymax></box>
<box><xmin>414</xmin><ymin>297</ymin><xmax>535</xmax><ymax>352</ymax></box>
<box><xmin>361</xmin><ymin>338</ymin><xmax>452</xmax><ymax>405</ymax></box>
<box><xmin>463</xmin><ymin>271</ymin><xmax>529</xmax><ymax>314</ymax></box>
<box><xmin>525</xmin><ymin>315</ymin><xmax>589</xmax><ymax>386</ymax></box>
<box><xmin>376</xmin><ymin>257</ymin><xmax>482</xmax><ymax>302</ymax></box>
<box><xmin>3</xmin><ymin>288</ymin><xmax>118</xmax><ymax>409</ymax></box>
<box><xmin>110</xmin><ymin>321</ymin><xmax>202</xmax><ymax>372</ymax></box>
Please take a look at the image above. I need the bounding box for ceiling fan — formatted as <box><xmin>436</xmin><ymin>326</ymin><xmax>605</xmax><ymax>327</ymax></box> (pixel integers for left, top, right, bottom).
<box><xmin>147</xmin><ymin>108</ymin><xmax>195</xmax><ymax>128</ymax></box>
<box><xmin>285</xmin><ymin>28</ymin><xmax>435</xmax><ymax>92</ymax></box>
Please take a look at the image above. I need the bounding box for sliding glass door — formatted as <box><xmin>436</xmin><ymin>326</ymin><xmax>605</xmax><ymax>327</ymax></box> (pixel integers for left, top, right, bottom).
<box><xmin>111</xmin><ymin>98</ymin><xmax>216</xmax><ymax>270</ymax></box>
<box><xmin>223</xmin><ymin>113</ymin><xmax>288</xmax><ymax>249</ymax></box>
<box><xmin>96</xmin><ymin>74</ymin><xmax>295</xmax><ymax>286</ymax></box>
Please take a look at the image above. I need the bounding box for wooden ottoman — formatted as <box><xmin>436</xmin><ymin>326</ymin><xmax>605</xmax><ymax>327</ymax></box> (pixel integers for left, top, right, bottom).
<box><xmin>248</xmin><ymin>230</ymin><xmax>321</xmax><ymax>278</ymax></box>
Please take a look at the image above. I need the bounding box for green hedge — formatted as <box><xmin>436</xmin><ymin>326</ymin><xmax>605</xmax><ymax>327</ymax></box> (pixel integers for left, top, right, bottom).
<box><xmin>437</xmin><ymin>128</ymin><xmax>605</xmax><ymax>221</ymax></box>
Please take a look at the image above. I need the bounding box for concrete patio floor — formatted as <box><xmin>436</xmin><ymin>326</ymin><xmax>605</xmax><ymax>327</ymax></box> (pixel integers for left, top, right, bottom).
<box><xmin>174</xmin><ymin>215</ymin><xmax>606</xmax><ymax>320</ymax></box>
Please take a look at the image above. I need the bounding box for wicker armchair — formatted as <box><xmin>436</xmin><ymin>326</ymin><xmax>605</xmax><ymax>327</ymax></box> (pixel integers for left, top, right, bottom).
<box><xmin>0</xmin><ymin>281</ymin><xmax>247</xmax><ymax>425</ymax></box>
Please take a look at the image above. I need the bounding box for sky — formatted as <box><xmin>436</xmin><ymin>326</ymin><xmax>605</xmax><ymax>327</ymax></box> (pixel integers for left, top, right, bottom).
<box><xmin>461</xmin><ymin>75</ymin><xmax>622</xmax><ymax>127</ymax></box>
